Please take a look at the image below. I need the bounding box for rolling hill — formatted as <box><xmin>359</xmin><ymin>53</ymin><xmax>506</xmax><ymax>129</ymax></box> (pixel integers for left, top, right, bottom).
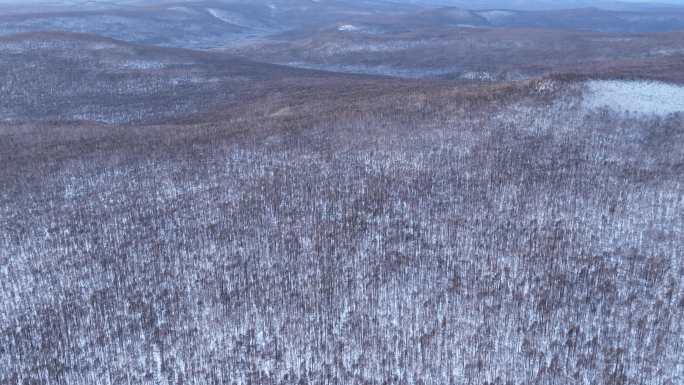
<box><xmin>1</xmin><ymin>4</ymin><xmax>683</xmax><ymax>385</ymax></box>
<box><xmin>0</xmin><ymin>32</ymin><xmax>393</xmax><ymax>124</ymax></box>
<box><xmin>225</xmin><ymin>25</ymin><xmax>684</xmax><ymax>80</ymax></box>
<box><xmin>2</xmin><ymin>1</ymin><xmax>684</xmax><ymax>52</ymax></box>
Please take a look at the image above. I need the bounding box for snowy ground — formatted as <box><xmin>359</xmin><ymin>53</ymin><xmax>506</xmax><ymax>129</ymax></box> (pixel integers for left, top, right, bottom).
<box><xmin>584</xmin><ymin>80</ymin><xmax>684</xmax><ymax>116</ymax></box>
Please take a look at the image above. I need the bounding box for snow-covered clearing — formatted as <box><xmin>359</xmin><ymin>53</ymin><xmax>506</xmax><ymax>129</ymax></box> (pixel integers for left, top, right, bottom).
<box><xmin>478</xmin><ymin>10</ymin><xmax>514</xmax><ymax>23</ymax></box>
<box><xmin>338</xmin><ymin>24</ymin><xmax>359</xmax><ymax>32</ymax></box>
<box><xmin>584</xmin><ymin>80</ymin><xmax>684</xmax><ymax>116</ymax></box>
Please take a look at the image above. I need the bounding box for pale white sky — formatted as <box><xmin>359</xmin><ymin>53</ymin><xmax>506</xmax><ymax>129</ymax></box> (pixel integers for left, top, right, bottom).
<box><xmin>0</xmin><ymin>0</ymin><xmax>683</xmax><ymax>7</ymax></box>
<box><xmin>0</xmin><ymin>0</ymin><xmax>681</xmax><ymax>2</ymax></box>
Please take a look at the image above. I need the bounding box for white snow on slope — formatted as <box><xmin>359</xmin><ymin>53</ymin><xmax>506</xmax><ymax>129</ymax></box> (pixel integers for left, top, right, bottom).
<box><xmin>207</xmin><ymin>8</ymin><xmax>242</xmax><ymax>25</ymax></box>
<box><xmin>120</xmin><ymin>60</ymin><xmax>166</xmax><ymax>70</ymax></box>
<box><xmin>207</xmin><ymin>8</ymin><xmax>270</xmax><ymax>30</ymax></box>
<box><xmin>461</xmin><ymin>71</ymin><xmax>496</xmax><ymax>81</ymax></box>
<box><xmin>478</xmin><ymin>10</ymin><xmax>515</xmax><ymax>23</ymax></box>
<box><xmin>338</xmin><ymin>24</ymin><xmax>359</xmax><ymax>32</ymax></box>
<box><xmin>168</xmin><ymin>6</ymin><xmax>193</xmax><ymax>13</ymax></box>
<box><xmin>584</xmin><ymin>80</ymin><xmax>684</xmax><ymax>116</ymax></box>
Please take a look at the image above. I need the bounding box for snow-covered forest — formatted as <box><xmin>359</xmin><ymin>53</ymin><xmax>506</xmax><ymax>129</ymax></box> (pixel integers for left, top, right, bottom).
<box><xmin>1</xmin><ymin>1</ymin><xmax>683</xmax><ymax>385</ymax></box>
<box><xmin>1</xmin><ymin>71</ymin><xmax>683</xmax><ymax>384</ymax></box>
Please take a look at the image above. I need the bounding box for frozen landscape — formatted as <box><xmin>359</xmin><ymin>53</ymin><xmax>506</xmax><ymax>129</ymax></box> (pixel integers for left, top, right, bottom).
<box><xmin>584</xmin><ymin>80</ymin><xmax>684</xmax><ymax>116</ymax></box>
<box><xmin>0</xmin><ymin>1</ymin><xmax>683</xmax><ymax>385</ymax></box>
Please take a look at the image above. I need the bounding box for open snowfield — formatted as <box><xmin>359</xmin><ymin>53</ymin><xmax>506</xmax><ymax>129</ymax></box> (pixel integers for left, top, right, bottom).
<box><xmin>584</xmin><ymin>80</ymin><xmax>684</xmax><ymax>116</ymax></box>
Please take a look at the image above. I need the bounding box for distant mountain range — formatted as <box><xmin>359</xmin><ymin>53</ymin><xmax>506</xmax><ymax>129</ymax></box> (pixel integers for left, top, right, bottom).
<box><xmin>2</xmin><ymin>0</ymin><xmax>684</xmax><ymax>51</ymax></box>
<box><xmin>3</xmin><ymin>0</ymin><xmax>684</xmax><ymax>13</ymax></box>
<box><xmin>401</xmin><ymin>0</ymin><xmax>684</xmax><ymax>11</ymax></box>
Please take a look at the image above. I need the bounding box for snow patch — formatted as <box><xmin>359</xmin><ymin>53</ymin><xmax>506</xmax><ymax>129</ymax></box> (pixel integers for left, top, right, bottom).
<box><xmin>207</xmin><ymin>8</ymin><xmax>239</xmax><ymax>25</ymax></box>
<box><xmin>584</xmin><ymin>80</ymin><xmax>684</xmax><ymax>116</ymax></box>
<box><xmin>120</xmin><ymin>60</ymin><xmax>166</xmax><ymax>70</ymax></box>
<box><xmin>461</xmin><ymin>71</ymin><xmax>496</xmax><ymax>81</ymax></box>
<box><xmin>532</xmin><ymin>79</ymin><xmax>559</xmax><ymax>94</ymax></box>
<box><xmin>652</xmin><ymin>48</ymin><xmax>684</xmax><ymax>56</ymax></box>
<box><xmin>338</xmin><ymin>24</ymin><xmax>359</xmax><ymax>32</ymax></box>
<box><xmin>90</xmin><ymin>42</ymin><xmax>119</xmax><ymax>50</ymax></box>
<box><xmin>207</xmin><ymin>8</ymin><xmax>270</xmax><ymax>30</ymax></box>
<box><xmin>478</xmin><ymin>10</ymin><xmax>514</xmax><ymax>23</ymax></box>
<box><xmin>270</xmin><ymin>107</ymin><xmax>292</xmax><ymax>117</ymax></box>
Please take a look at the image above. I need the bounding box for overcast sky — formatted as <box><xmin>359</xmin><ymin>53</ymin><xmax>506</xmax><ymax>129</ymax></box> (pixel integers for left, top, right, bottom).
<box><xmin>1</xmin><ymin>0</ymin><xmax>683</xmax><ymax>6</ymax></box>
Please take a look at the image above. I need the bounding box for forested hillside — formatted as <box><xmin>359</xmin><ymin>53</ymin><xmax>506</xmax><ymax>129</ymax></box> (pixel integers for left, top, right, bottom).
<box><xmin>1</xmin><ymin>2</ymin><xmax>683</xmax><ymax>385</ymax></box>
